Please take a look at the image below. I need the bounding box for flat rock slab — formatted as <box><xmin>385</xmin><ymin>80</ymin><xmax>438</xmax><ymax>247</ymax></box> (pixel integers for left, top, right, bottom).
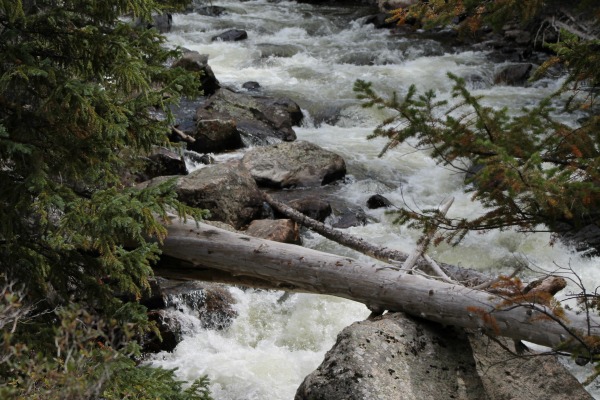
<box><xmin>242</xmin><ymin>141</ymin><xmax>346</xmax><ymax>188</ymax></box>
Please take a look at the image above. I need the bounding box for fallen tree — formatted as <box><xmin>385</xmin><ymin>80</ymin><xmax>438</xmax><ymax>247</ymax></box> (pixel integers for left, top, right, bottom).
<box><xmin>155</xmin><ymin>217</ymin><xmax>600</xmax><ymax>358</ymax></box>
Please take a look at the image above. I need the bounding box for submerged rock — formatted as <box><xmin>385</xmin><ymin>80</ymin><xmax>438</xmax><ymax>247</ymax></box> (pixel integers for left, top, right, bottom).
<box><xmin>366</xmin><ymin>194</ymin><xmax>393</xmax><ymax>209</ymax></box>
<box><xmin>211</xmin><ymin>29</ymin><xmax>248</xmax><ymax>42</ymax></box>
<box><xmin>195</xmin><ymin>5</ymin><xmax>226</xmax><ymax>17</ymax></box>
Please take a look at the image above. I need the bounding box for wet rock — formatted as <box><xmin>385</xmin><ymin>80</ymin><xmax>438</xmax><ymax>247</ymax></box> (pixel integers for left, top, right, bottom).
<box><xmin>242</xmin><ymin>81</ymin><xmax>261</xmax><ymax>91</ymax></box>
<box><xmin>212</xmin><ymin>29</ymin><xmax>248</xmax><ymax>42</ymax></box>
<box><xmin>134</xmin><ymin>147</ymin><xmax>188</xmax><ymax>183</ymax></box>
<box><xmin>288</xmin><ymin>197</ymin><xmax>332</xmax><ymax>222</ymax></box>
<box><xmin>504</xmin><ymin>29</ymin><xmax>532</xmax><ymax>45</ymax></box>
<box><xmin>377</xmin><ymin>0</ymin><xmax>418</xmax><ymax>11</ymax></box>
<box><xmin>297</xmin><ymin>312</ymin><xmax>591</xmax><ymax>400</ymax></box>
<box><xmin>260</xmin><ymin>97</ymin><xmax>304</xmax><ymax>127</ymax></box>
<box><xmin>256</xmin><ymin>43</ymin><xmax>304</xmax><ymax>58</ymax></box>
<box><xmin>143</xmin><ymin>279</ymin><xmax>238</xmax><ymax>351</ymax></box>
<box><xmin>144</xmin><ymin>310</ymin><xmax>181</xmax><ymax>353</ymax></box>
<box><xmin>196</xmin><ymin>285</ymin><xmax>238</xmax><ymax>330</ymax></box>
<box><xmin>172</xmin><ymin>51</ymin><xmax>220</xmax><ymax>96</ymax></box>
<box><xmin>242</xmin><ymin>141</ymin><xmax>346</xmax><ymax>188</ymax></box>
<box><xmin>557</xmin><ymin>223</ymin><xmax>600</xmax><ymax>256</ymax></box>
<box><xmin>468</xmin><ymin>334</ymin><xmax>592</xmax><ymax>400</ymax></box>
<box><xmin>245</xmin><ymin>219</ymin><xmax>301</xmax><ymax>245</ymax></box>
<box><xmin>366</xmin><ymin>194</ymin><xmax>393</xmax><ymax>209</ymax></box>
<box><xmin>184</xmin><ymin>150</ymin><xmax>215</xmax><ymax>166</ymax></box>
<box><xmin>330</xmin><ymin>207</ymin><xmax>368</xmax><ymax>229</ymax></box>
<box><xmin>138</xmin><ymin>161</ymin><xmax>264</xmax><ymax>229</ymax></box>
<box><xmin>191</xmin><ymin>118</ymin><xmax>244</xmax><ymax>153</ymax></box>
<box><xmin>196</xmin><ymin>88</ymin><xmax>301</xmax><ymax>146</ymax></box>
<box><xmin>160</xmin><ymin>280</ymin><xmax>238</xmax><ymax>331</ymax></box>
<box><xmin>494</xmin><ymin>63</ymin><xmax>533</xmax><ymax>86</ymax></box>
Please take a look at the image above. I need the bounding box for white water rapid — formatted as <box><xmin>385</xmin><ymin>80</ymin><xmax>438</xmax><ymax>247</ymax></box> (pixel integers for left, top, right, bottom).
<box><xmin>148</xmin><ymin>1</ymin><xmax>600</xmax><ymax>398</ymax></box>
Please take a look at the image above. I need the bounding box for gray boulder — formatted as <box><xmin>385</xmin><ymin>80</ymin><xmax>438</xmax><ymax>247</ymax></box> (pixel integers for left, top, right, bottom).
<box><xmin>296</xmin><ymin>312</ymin><xmax>591</xmax><ymax>400</ymax></box>
<box><xmin>139</xmin><ymin>161</ymin><xmax>264</xmax><ymax>229</ymax></box>
<box><xmin>196</xmin><ymin>88</ymin><xmax>302</xmax><ymax>147</ymax></box>
<box><xmin>242</xmin><ymin>141</ymin><xmax>346</xmax><ymax>188</ymax></box>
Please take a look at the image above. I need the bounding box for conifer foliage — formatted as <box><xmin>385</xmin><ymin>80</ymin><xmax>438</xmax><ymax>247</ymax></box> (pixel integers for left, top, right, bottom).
<box><xmin>0</xmin><ymin>1</ymin><xmax>210</xmax><ymax>397</ymax></box>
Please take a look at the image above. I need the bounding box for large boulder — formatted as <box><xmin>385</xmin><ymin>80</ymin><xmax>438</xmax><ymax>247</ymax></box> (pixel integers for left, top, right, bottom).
<box><xmin>242</xmin><ymin>141</ymin><xmax>346</xmax><ymax>188</ymax></box>
<box><xmin>195</xmin><ymin>88</ymin><xmax>302</xmax><ymax>147</ymax></box>
<box><xmin>139</xmin><ymin>161</ymin><xmax>265</xmax><ymax>229</ymax></box>
<box><xmin>296</xmin><ymin>312</ymin><xmax>591</xmax><ymax>400</ymax></box>
<box><xmin>468</xmin><ymin>334</ymin><xmax>592</xmax><ymax>400</ymax></box>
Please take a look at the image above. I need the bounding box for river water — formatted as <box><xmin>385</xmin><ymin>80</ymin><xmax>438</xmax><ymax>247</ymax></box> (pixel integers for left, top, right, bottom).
<box><xmin>148</xmin><ymin>1</ymin><xmax>600</xmax><ymax>398</ymax></box>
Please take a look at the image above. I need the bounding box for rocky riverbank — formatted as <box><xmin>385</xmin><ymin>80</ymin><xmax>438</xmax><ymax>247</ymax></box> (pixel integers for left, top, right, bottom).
<box><xmin>134</xmin><ymin>3</ymin><xmax>596</xmax><ymax>397</ymax></box>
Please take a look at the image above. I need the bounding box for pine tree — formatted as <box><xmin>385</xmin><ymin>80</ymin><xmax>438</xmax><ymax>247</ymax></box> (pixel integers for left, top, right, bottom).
<box><xmin>0</xmin><ymin>1</ymin><xmax>210</xmax><ymax>397</ymax></box>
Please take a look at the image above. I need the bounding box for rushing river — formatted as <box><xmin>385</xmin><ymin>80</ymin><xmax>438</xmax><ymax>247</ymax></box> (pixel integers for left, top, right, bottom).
<box><xmin>148</xmin><ymin>1</ymin><xmax>600</xmax><ymax>398</ymax></box>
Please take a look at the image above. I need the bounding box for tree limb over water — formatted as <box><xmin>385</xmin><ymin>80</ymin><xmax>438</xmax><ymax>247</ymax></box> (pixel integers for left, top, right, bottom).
<box><xmin>157</xmin><ymin>217</ymin><xmax>600</xmax><ymax>358</ymax></box>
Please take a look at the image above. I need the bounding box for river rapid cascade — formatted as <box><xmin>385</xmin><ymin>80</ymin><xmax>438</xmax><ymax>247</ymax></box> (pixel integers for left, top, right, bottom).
<box><xmin>148</xmin><ymin>1</ymin><xmax>600</xmax><ymax>398</ymax></box>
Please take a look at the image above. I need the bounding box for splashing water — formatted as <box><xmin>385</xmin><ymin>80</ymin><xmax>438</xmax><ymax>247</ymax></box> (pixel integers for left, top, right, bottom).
<box><xmin>148</xmin><ymin>1</ymin><xmax>600</xmax><ymax>397</ymax></box>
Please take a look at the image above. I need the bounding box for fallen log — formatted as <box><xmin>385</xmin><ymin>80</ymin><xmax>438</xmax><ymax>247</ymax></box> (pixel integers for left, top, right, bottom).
<box><xmin>264</xmin><ymin>192</ymin><xmax>488</xmax><ymax>286</ymax></box>
<box><xmin>157</xmin><ymin>218</ymin><xmax>600</xmax><ymax>356</ymax></box>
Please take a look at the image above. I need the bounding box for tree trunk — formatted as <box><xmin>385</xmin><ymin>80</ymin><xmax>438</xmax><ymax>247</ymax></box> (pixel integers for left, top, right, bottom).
<box><xmin>157</xmin><ymin>218</ymin><xmax>600</xmax><ymax>356</ymax></box>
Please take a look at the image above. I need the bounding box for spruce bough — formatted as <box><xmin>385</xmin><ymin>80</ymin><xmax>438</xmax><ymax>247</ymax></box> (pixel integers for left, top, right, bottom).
<box><xmin>0</xmin><ymin>1</ymin><xmax>210</xmax><ymax>397</ymax></box>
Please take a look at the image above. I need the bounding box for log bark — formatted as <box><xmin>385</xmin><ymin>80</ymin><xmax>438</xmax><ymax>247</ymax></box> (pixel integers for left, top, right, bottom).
<box><xmin>157</xmin><ymin>218</ymin><xmax>600</xmax><ymax>355</ymax></box>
